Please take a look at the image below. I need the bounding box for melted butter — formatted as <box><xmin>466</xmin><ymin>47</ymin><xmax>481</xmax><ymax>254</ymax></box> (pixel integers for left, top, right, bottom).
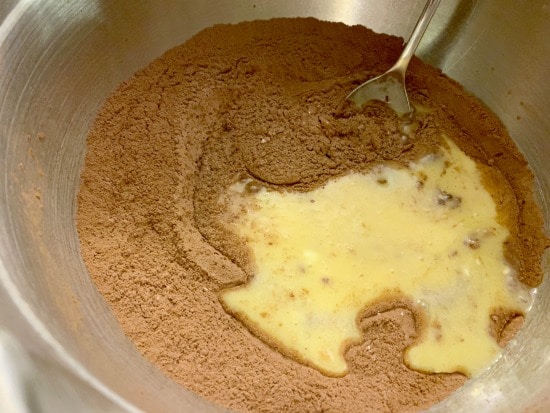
<box><xmin>220</xmin><ymin>137</ymin><xmax>531</xmax><ymax>377</ymax></box>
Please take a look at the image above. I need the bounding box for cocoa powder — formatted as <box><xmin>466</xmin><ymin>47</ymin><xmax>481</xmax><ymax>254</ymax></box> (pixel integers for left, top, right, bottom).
<box><xmin>77</xmin><ymin>18</ymin><xmax>548</xmax><ymax>412</ymax></box>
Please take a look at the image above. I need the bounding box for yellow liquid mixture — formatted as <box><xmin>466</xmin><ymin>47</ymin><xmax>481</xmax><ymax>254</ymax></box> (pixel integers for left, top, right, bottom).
<box><xmin>220</xmin><ymin>137</ymin><xmax>531</xmax><ymax>377</ymax></box>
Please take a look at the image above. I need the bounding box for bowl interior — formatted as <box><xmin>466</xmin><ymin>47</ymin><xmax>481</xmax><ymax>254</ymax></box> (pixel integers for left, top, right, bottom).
<box><xmin>0</xmin><ymin>1</ymin><xmax>549</xmax><ymax>411</ymax></box>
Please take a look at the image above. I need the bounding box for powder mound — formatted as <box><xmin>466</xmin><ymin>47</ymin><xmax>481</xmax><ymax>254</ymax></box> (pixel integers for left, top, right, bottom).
<box><xmin>77</xmin><ymin>17</ymin><xmax>548</xmax><ymax>413</ymax></box>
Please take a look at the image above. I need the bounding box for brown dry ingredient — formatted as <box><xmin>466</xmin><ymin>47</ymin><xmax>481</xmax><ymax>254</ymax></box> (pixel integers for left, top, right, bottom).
<box><xmin>77</xmin><ymin>18</ymin><xmax>548</xmax><ymax>413</ymax></box>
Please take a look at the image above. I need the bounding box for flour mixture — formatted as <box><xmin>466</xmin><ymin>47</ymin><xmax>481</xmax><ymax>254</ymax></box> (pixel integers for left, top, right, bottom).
<box><xmin>77</xmin><ymin>18</ymin><xmax>547</xmax><ymax>412</ymax></box>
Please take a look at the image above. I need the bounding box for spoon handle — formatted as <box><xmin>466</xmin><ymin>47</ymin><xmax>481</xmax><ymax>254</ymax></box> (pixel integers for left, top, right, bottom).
<box><xmin>393</xmin><ymin>0</ymin><xmax>441</xmax><ymax>74</ymax></box>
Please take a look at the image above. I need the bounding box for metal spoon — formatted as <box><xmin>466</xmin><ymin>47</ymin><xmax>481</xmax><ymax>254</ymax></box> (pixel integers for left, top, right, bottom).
<box><xmin>346</xmin><ymin>0</ymin><xmax>441</xmax><ymax>117</ymax></box>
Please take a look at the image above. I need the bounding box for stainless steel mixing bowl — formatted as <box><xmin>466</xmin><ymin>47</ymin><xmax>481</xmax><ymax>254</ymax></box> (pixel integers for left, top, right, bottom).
<box><xmin>1</xmin><ymin>1</ymin><xmax>549</xmax><ymax>412</ymax></box>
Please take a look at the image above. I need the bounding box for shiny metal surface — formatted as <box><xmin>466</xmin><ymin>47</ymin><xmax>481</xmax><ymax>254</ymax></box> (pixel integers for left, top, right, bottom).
<box><xmin>0</xmin><ymin>1</ymin><xmax>549</xmax><ymax>412</ymax></box>
<box><xmin>347</xmin><ymin>0</ymin><xmax>441</xmax><ymax>115</ymax></box>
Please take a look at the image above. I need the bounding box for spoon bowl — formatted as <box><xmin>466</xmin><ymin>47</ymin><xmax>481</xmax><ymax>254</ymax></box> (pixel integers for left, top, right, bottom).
<box><xmin>346</xmin><ymin>0</ymin><xmax>441</xmax><ymax>117</ymax></box>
